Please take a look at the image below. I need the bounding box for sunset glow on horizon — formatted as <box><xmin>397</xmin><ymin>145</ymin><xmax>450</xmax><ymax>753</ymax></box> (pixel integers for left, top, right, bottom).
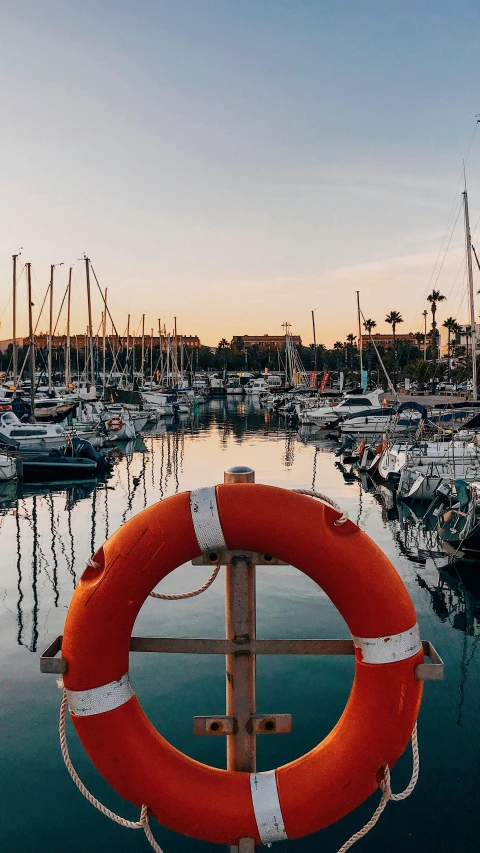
<box><xmin>1</xmin><ymin>1</ymin><xmax>480</xmax><ymax>349</ymax></box>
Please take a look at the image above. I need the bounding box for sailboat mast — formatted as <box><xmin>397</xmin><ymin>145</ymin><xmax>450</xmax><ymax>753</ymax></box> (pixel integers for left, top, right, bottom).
<box><xmin>66</xmin><ymin>267</ymin><xmax>72</xmax><ymax>388</ymax></box>
<box><xmin>102</xmin><ymin>288</ymin><xmax>107</xmax><ymax>396</ymax></box>
<box><xmin>12</xmin><ymin>251</ymin><xmax>20</xmax><ymax>388</ymax></box>
<box><xmin>356</xmin><ymin>291</ymin><xmax>363</xmax><ymax>379</ymax></box>
<box><xmin>84</xmin><ymin>256</ymin><xmax>94</xmax><ymax>386</ymax></box>
<box><xmin>150</xmin><ymin>328</ymin><xmax>154</xmax><ymax>382</ymax></box>
<box><xmin>26</xmin><ymin>263</ymin><xmax>36</xmax><ymax>422</ymax></box>
<box><xmin>311</xmin><ymin>310</ymin><xmax>317</xmax><ymax>375</ymax></box>
<box><xmin>463</xmin><ymin>187</ymin><xmax>478</xmax><ymax>401</ymax></box>
<box><xmin>141</xmin><ymin>313</ymin><xmax>145</xmax><ymax>388</ymax></box>
<box><xmin>174</xmin><ymin>316</ymin><xmax>178</xmax><ymax>385</ymax></box>
<box><xmin>48</xmin><ymin>264</ymin><xmax>54</xmax><ymax>391</ymax></box>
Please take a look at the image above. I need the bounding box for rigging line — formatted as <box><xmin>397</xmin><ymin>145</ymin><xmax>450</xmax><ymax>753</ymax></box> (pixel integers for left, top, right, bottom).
<box><xmin>33</xmin><ymin>285</ymin><xmax>50</xmax><ymax>334</ymax></box>
<box><xmin>432</xmin><ymin>198</ymin><xmax>464</xmax><ymax>293</ymax></box>
<box><xmin>88</xmin><ymin>261</ymin><xmax>123</xmax><ymax>343</ymax></box>
<box><xmin>52</xmin><ymin>283</ymin><xmax>69</xmax><ymax>337</ymax></box>
<box><xmin>420</xmin><ymin>122</ymin><xmax>479</xmax><ymax>306</ymax></box>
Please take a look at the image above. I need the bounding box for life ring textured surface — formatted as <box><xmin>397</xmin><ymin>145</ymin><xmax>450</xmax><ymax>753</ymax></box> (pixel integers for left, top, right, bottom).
<box><xmin>62</xmin><ymin>484</ymin><xmax>423</xmax><ymax>845</ymax></box>
<box><xmin>107</xmin><ymin>416</ymin><xmax>123</xmax><ymax>431</ymax></box>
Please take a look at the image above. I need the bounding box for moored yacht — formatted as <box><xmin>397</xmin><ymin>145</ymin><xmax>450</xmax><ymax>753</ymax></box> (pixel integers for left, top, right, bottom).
<box><xmin>0</xmin><ymin>410</ymin><xmax>66</xmax><ymax>451</ymax></box>
<box><xmin>300</xmin><ymin>389</ymin><xmax>385</xmax><ymax>427</ymax></box>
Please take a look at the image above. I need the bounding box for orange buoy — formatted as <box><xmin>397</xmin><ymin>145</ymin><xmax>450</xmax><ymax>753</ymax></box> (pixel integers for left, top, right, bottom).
<box><xmin>62</xmin><ymin>485</ymin><xmax>423</xmax><ymax>845</ymax></box>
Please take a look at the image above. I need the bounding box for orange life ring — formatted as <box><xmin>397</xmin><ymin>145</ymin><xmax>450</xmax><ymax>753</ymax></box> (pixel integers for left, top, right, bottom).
<box><xmin>107</xmin><ymin>416</ymin><xmax>123</xmax><ymax>431</ymax></box>
<box><xmin>62</xmin><ymin>485</ymin><xmax>423</xmax><ymax>845</ymax></box>
<box><xmin>358</xmin><ymin>440</ymin><xmax>366</xmax><ymax>456</ymax></box>
<box><xmin>108</xmin><ymin>448</ymin><xmax>124</xmax><ymax>463</ymax></box>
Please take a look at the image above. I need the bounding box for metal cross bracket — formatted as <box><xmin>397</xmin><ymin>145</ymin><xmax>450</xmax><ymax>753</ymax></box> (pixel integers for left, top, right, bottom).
<box><xmin>40</xmin><ymin>465</ymin><xmax>444</xmax><ymax>853</ymax></box>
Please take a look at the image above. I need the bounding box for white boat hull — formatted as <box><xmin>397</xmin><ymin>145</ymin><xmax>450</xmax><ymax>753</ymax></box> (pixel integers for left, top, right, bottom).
<box><xmin>0</xmin><ymin>456</ymin><xmax>17</xmax><ymax>481</ymax></box>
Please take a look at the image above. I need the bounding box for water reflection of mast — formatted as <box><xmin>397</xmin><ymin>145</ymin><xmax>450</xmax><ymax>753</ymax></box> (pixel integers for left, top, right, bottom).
<box><xmin>104</xmin><ymin>483</ymin><xmax>109</xmax><ymax>540</ymax></box>
<box><xmin>90</xmin><ymin>485</ymin><xmax>97</xmax><ymax>555</ymax></box>
<box><xmin>66</xmin><ymin>488</ymin><xmax>76</xmax><ymax>585</ymax></box>
<box><xmin>159</xmin><ymin>433</ymin><xmax>165</xmax><ymax>499</ymax></box>
<box><xmin>174</xmin><ymin>431</ymin><xmax>179</xmax><ymax>492</ymax></box>
<box><xmin>311</xmin><ymin>446</ymin><xmax>318</xmax><ymax>490</ymax></box>
<box><xmin>48</xmin><ymin>494</ymin><xmax>60</xmax><ymax>606</ymax></box>
<box><xmin>16</xmin><ymin>499</ymin><xmax>24</xmax><ymax>646</ymax></box>
<box><xmin>28</xmin><ymin>495</ymin><xmax>39</xmax><ymax>653</ymax></box>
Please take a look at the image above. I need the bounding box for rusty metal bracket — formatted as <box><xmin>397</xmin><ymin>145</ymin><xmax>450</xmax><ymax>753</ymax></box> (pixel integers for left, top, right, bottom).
<box><xmin>40</xmin><ymin>636</ymin><xmax>443</xmax><ymax>680</ymax></box>
<box><xmin>192</xmin><ymin>550</ymin><xmax>287</xmax><ymax>566</ymax></box>
<box><xmin>194</xmin><ymin>714</ymin><xmax>292</xmax><ymax>736</ymax></box>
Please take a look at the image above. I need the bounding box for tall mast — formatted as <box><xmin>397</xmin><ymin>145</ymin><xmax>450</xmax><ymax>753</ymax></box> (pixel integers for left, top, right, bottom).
<box><xmin>102</xmin><ymin>288</ymin><xmax>107</xmax><ymax>397</ymax></box>
<box><xmin>126</xmin><ymin>313</ymin><xmax>131</xmax><ymax>385</ymax></box>
<box><xmin>463</xmin><ymin>186</ymin><xmax>478</xmax><ymax>401</ymax></box>
<box><xmin>141</xmin><ymin>313</ymin><xmax>145</xmax><ymax>388</ymax></box>
<box><xmin>66</xmin><ymin>267</ymin><xmax>72</xmax><ymax>388</ymax></box>
<box><xmin>48</xmin><ymin>264</ymin><xmax>54</xmax><ymax>391</ymax></box>
<box><xmin>12</xmin><ymin>250</ymin><xmax>21</xmax><ymax>388</ymax></box>
<box><xmin>174</xmin><ymin>316</ymin><xmax>178</xmax><ymax>385</ymax></box>
<box><xmin>26</xmin><ymin>263</ymin><xmax>36</xmax><ymax>422</ymax></box>
<box><xmin>158</xmin><ymin>318</ymin><xmax>162</xmax><ymax>385</ymax></box>
<box><xmin>356</xmin><ymin>290</ymin><xmax>363</xmax><ymax>380</ymax></box>
<box><xmin>150</xmin><ymin>327</ymin><xmax>154</xmax><ymax>383</ymax></box>
<box><xmin>180</xmin><ymin>335</ymin><xmax>184</xmax><ymax>385</ymax></box>
<box><xmin>311</xmin><ymin>309</ymin><xmax>317</xmax><ymax>376</ymax></box>
<box><xmin>84</xmin><ymin>256</ymin><xmax>94</xmax><ymax>386</ymax></box>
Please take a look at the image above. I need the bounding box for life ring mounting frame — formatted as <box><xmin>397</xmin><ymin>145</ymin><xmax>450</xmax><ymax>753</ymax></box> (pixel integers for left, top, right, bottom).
<box><xmin>40</xmin><ymin>466</ymin><xmax>444</xmax><ymax>852</ymax></box>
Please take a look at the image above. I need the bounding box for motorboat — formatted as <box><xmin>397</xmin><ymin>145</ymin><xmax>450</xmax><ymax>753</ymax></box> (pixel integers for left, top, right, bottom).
<box><xmin>300</xmin><ymin>389</ymin><xmax>385</xmax><ymax>428</ymax></box>
<box><xmin>225</xmin><ymin>377</ymin><xmax>244</xmax><ymax>396</ymax></box>
<box><xmin>339</xmin><ymin>407</ymin><xmax>397</xmax><ymax>436</ymax></box>
<box><xmin>245</xmin><ymin>378</ymin><xmax>269</xmax><ymax>395</ymax></box>
<box><xmin>141</xmin><ymin>391</ymin><xmax>176</xmax><ymax>415</ymax></box>
<box><xmin>398</xmin><ymin>457</ymin><xmax>480</xmax><ymax>501</ymax></box>
<box><xmin>0</xmin><ymin>410</ymin><xmax>66</xmax><ymax>451</ymax></box>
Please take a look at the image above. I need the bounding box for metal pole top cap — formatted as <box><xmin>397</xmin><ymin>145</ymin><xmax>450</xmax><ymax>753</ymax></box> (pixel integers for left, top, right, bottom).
<box><xmin>224</xmin><ymin>466</ymin><xmax>255</xmax><ymax>483</ymax></box>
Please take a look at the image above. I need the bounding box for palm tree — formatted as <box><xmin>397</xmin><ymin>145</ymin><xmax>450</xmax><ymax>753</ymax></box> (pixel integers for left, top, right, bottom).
<box><xmin>442</xmin><ymin>318</ymin><xmax>461</xmax><ymax>380</ymax></box>
<box><xmin>385</xmin><ymin>311</ymin><xmax>403</xmax><ymax>389</ymax></box>
<box><xmin>363</xmin><ymin>319</ymin><xmax>376</xmax><ymax>388</ymax></box>
<box><xmin>333</xmin><ymin>341</ymin><xmax>344</xmax><ymax>370</ymax></box>
<box><xmin>346</xmin><ymin>333</ymin><xmax>357</xmax><ymax>370</ymax></box>
<box><xmin>426</xmin><ymin>289</ymin><xmax>446</xmax><ymax>364</ymax></box>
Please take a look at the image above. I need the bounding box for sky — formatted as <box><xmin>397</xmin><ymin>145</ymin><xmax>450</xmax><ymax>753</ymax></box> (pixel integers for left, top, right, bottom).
<box><xmin>1</xmin><ymin>0</ymin><xmax>480</xmax><ymax>347</ymax></box>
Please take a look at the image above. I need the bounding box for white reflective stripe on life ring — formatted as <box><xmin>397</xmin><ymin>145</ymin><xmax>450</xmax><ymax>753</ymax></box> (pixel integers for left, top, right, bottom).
<box><xmin>352</xmin><ymin>623</ymin><xmax>421</xmax><ymax>664</ymax></box>
<box><xmin>66</xmin><ymin>673</ymin><xmax>134</xmax><ymax>716</ymax></box>
<box><xmin>190</xmin><ymin>487</ymin><xmax>227</xmax><ymax>552</ymax></box>
<box><xmin>250</xmin><ymin>770</ymin><xmax>288</xmax><ymax>843</ymax></box>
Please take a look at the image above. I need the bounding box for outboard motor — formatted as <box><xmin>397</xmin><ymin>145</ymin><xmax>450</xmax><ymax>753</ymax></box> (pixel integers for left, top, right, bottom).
<box><xmin>71</xmin><ymin>437</ymin><xmax>113</xmax><ymax>472</ymax></box>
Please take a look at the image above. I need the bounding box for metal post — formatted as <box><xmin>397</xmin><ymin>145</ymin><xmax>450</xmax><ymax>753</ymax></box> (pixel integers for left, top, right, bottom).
<box><xmin>224</xmin><ymin>465</ymin><xmax>256</xmax><ymax>853</ymax></box>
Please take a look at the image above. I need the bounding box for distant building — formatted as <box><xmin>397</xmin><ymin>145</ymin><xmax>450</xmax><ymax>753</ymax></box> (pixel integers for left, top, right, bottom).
<box><xmin>232</xmin><ymin>334</ymin><xmax>302</xmax><ymax>350</ymax></box>
<box><xmin>0</xmin><ymin>338</ymin><xmax>25</xmax><ymax>352</ymax></box>
<box><xmin>10</xmin><ymin>333</ymin><xmax>201</xmax><ymax>350</ymax></box>
<box><xmin>367</xmin><ymin>332</ymin><xmax>434</xmax><ymax>348</ymax></box>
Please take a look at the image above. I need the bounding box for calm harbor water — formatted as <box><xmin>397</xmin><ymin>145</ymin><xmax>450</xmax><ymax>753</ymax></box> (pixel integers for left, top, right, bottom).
<box><xmin>1</xmin><ymin>399</ymin><xmax>478</xmax><ymax>852</ymax></box>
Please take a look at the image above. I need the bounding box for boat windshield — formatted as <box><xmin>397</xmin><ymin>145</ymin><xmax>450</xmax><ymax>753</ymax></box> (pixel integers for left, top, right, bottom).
<box><xmin>0</xmin><ymin>412</ymin><xmax>20</xmax><ymax>425</ymax></box>
<box><xmin>342</xmin><ymin>398</ymin><xmax>373</xmax><ymax>407</ymax></box>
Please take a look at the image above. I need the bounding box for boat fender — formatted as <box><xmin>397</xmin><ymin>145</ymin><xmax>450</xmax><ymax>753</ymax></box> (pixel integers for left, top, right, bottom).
<box><xmin>62</xmin><ymin>484</ymin><xmax>423</xmax><ymax>846</ymax></box>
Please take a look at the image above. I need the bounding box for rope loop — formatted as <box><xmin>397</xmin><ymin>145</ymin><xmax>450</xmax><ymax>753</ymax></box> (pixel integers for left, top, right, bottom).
<box><xmin>149</xmin><ymin>564</ymin><xmax>220</xmax><ymax>600</ymax></box>
<box><xmin>337</xmin><ymin>723</ymin><xmax>419</xmax><ymax>851</ymax></box>
<box><xmin>294</xmin><ymin>488</ymin><xmax>349</xmax><ymax>525</ymax></box>
<box><xmin>59</xmin><ymin>690</ymin><xmax>164</xmax><ymax>851</ymax></box>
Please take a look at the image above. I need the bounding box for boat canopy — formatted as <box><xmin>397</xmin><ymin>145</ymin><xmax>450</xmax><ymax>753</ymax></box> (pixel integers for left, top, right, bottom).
<box><xmin>397</xmin><ymin>401</ymin><xmax>428</xmax><ymax>418</ymax></box>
